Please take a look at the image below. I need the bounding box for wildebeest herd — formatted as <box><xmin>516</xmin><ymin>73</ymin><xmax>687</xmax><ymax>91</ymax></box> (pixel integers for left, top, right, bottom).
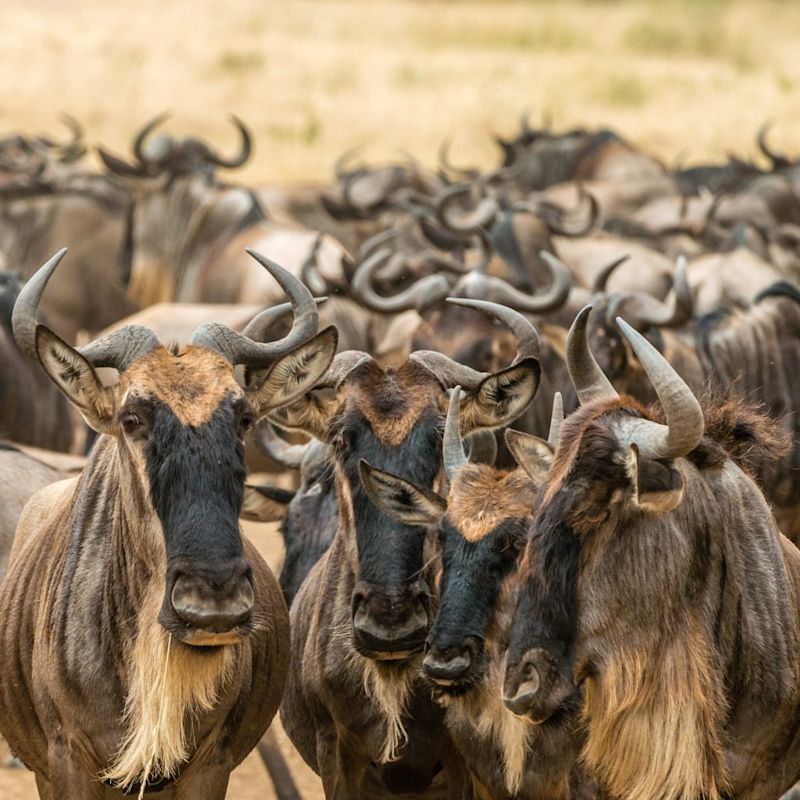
<box><xmin>2</xmin><ymin>114</ymin><xmax>800</xmax><ymax>799</ymax></box>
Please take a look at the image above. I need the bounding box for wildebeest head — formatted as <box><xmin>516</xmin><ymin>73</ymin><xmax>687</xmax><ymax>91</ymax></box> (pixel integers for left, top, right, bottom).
<box><xmin>12</xmin><ymin>247</ymin><xmax>337</xmax><ymax>648</ymax></box>
<box><xmin>243</xmin><ymin>426</ymin><xmax>337</xmax><ymax>606</ymax></box>
<box><xmin>582</xmin><ymin>254</ymin><xmax>693</xmax><ymax>398</ymax></box>
<box><xmin>363</xmin><ymin>390</ymin><xmax>560</xmax><ymax>695</ymax></box>
<box><xmin>354</xmin><ymin>246</ymin><xmax>571</xmax><ymax>373</ymax></box>
<box><xmin>271</xmin><ymin>299</ymin><xmax>542</xmax><ymax>660</ymax></box>
<box><xmin>503</xmin><ymin>305</ymin><xmax>705</xmax><ymax>725</ymax></box>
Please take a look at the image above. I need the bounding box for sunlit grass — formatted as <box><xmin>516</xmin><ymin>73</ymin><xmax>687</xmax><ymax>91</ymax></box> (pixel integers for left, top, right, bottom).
<box><xmin>0</xmin><ymin>0</ymin><xmax>798</xmax><ymax>182</ymax></box>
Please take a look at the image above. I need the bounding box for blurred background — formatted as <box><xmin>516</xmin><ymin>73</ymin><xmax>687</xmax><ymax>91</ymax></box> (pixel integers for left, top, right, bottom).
<box><xmin>2</xmin><ymin>0</ymin><xmax>798</xmax><ymax>183</ymax></box>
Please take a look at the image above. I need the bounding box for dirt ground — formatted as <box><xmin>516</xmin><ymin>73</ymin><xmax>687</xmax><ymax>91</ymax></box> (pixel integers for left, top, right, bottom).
<box><xmin>0</xmin><ymin>520</ymin><xmax>325</xmax><ymax>800</ymax></box>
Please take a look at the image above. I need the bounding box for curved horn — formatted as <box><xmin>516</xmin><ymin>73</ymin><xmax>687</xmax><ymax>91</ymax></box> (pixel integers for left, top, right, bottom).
<box><xmin>204</xmin><ymin>114</ymin><xmax>252</xmax><ymax>169</ymax></box>
<box><xmin>12</xmin><ymin>248</ymin><xmax>67</xmax><ymax>360</ymax></box>
<box><xmin>615</xmin><ymin>317</ymin><xmax>704</xmax><ymax>460</ymax></box>
<box><xmin>519</xmin><ymin>187</ymin><xmax>599</xmax><ymax>237</ymax></box>
<box><xmin>133</xmin><ymin>113</ymin><xmax>170</xmax><ymax>164</ymax></box>
<box><xmin>240</xmin><ymin>297</ymin><xmax>327</xmax><ymax>343</ymax></box>
<box><xmin>452</xmin><ymin>252</ymin><xmax>571</xmax><ymax>314</ymax></box>
<box><xmin>410</xmin><ymin>298</ymin><xmax>540</xmax><ymax>390</ymax></box>
<box><xmin>448</xmin><ymin>298</ymin><xmax>540</xmax><ymax>361</ymax></box>
<box><xmin>591</xmin><ymin>254</ymin><xmax>630</xmax><ymax>294</ymax></box>
<box><xmin>351</xmin><ymin>247</ymin><xmax>451</xmax><ymax>314</ymax></box>
<box><xmin>97</xmin><ymin>147</ymin><xmax>150</xmax><ymax>177</ymax></box>
<box><xmin>359</xmin><ymin>228</ymin><xmax>401</xmax><ymax>261</ymax></box>
<box><xmin>318</xmin><ymin>350</ymin><xmax>374</xmax><ymax>388</ymax></box>
<box><xmin>257</xmin><ymin>424</ymin><xmax>311</xmax><ymax>470</ymax></box>
<box><xmin>566</xmin><ymin>305</ymin><xmax>618</xmax><ymax>404</ymax></box>
<box><xmin>343</xmin><ymin>168</ymin><xmax>399</xmax><ymax>211</ymax></box>
<box><xmin>437</xmin><ymin>138</ymin><xmax>478</xmax><ymax>180</ymax></box>
<box><xmin>757</xmin><ymin>121</ymin><xmax>790</xmax><ymax>169</ymax></box>
<box><xmin>300</xmin><ymin>234</ymin><xmax>328</xmax><ymax>296</ymax></box>
<box><xmin>443</xmin><ymin>387</ymin><xmax>468</xmax><ymax>481</ymax></box>
<box><xmin>13</xmin><ymin>249</ymin><xmax>160</xmax><ymax>370</ymax></box>
<box><xmin>436</xmin><ymin>183</ymin><xmax>500</xmax><ymax>233</ymax></box>
<box><xmin>189</xmin><ymin>249</ymin><xmax>319</xmax><ymax>366</ymax></box>
<box><xmin>334</xmin><ymin>146</ymin><xmax>363</xmax><ymax>180</ymax></box>
<box><xmin>608</xmin><ymin>255</ymin><xmax>693</xmax><ymax>329</ymax></box>
<box><xmin>548</xmin><ymin>391</ymin><xmax>564</xmax><ymax>449</ymax></box>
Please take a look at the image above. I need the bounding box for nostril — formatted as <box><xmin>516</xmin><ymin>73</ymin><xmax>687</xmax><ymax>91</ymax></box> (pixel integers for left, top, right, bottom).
<box><xmin>423</xmin><ymin>646</ymin><xmax>472</xmax><ymax>682</ymax></box>
<box><xmin>170</xmin><ymin>573</ymin><xmax>254</xmax><ymax>631</ymax></box>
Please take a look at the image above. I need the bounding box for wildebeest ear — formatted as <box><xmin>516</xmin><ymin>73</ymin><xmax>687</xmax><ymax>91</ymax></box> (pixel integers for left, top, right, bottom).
<box><xmin>459</xmin><ymin>357</ymin><xmax>540</xmax><ymax>434</ymax></box>
<box><xmin>248</xmin><ymin>327</ymin><xmax>338</xmax><ymax>415</ymax></box>
<box><xmin>504</xmin><ymin>429</ymin><xmax>553</xmax><ymax>485</ymax></box>
<box><xmin>241</xmin><ymin>485</ymin><xmax>295</xmax><ymax>522</ymax></box>
<box><xmin>35</xmin><ymin>325</ymin><xmax>117</xmax><ymax>433</ymax></box>
<box><xmin>358</xmin><ymin>460</ymin><xmax>447</xmax><ymax>526</ymax></box>
<box><xmin>625</xmin><ymin>444</ymin><xmax>684</xmax><ymax>514</ymax></box>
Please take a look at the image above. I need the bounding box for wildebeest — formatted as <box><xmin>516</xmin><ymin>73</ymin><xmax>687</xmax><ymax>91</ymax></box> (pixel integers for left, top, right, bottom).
<box><xmin>98</xmin><ymin>115</ymin><xmax>350</xmax><ymax>310</ymax></box>
<box><xmin>0</xmin><ymin>271</ymin><xmax>73</xmax><ymax>450</ymax></box>
<box><xmin>0</xmin><ymin>443</ymin><xmax>79</xmax><ymax>579</ymax></box>
<box><xmin>0</xmin><ymin>247</ymin><xmax>338</xmax><ymax>797</ymax></box>
<box><xmin>276</xmin><ymin>298</ymin><xmax>541</xmax><ymax>798</ymax></box>
<box><xmin>242</xmin><ymin>424</ymin><xmax>337</xmax><ymax>607</ymax></box>
<box><xmin>364</xmin><ymin>391</ymin><xmax>595</xmax><ymax>799</ymax></box>
<box><xmin>503</xmin><ymin>306</ymin><xmax>800</xmax><ymax>800</ymax></box>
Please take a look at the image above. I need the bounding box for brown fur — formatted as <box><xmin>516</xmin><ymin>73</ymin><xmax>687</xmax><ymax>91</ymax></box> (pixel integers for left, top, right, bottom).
<box><xmin>345</xmin><ymin>360</ymin><xmax>446</xmax><ymax>446</ymax></box>
<box><xmin>447</xmin><ymin>465</ymin><xmax>534</xmax><ymax>542</ymax></box>
<box><xmin>0</xmin><ymin>338</ymin><xmax>294</xmax><ymax>798</ymax></box>
<box><xmin>121</xmin><ymin>346</ymin><xmax>236</xmax><ymax>427</ymax></box>
<box><xmin>515</xmin><ymin>393</ymin><xmax>800</xmax><ymax>800</ymax></box>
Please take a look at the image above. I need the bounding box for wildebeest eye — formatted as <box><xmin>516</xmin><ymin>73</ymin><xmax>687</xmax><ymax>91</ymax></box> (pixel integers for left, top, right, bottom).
<box><xmin>120</xmin><ymin>412</ymin><xmax>144</xmax><ymax>436</ymax></box>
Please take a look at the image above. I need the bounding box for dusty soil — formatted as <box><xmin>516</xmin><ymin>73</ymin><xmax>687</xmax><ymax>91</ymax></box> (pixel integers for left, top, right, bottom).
<box><xmin>0</xmin><ymin>520</ymin><xmax>325</xmax><ymax>800</ymax></box>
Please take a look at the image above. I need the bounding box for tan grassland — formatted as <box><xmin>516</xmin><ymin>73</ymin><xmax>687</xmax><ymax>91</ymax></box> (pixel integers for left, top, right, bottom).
<box><xmin>1</xmin><ymin>0</ymin><xmax>799</xmax><ymax>185</ymax></box>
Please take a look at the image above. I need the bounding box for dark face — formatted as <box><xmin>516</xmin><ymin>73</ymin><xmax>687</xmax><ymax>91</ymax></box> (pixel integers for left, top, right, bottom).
<box><xmin>331</xmin><ymin>363</ymin><xmax>445</xmax><ymax>660</ymax></box>
<box><xmin>413</xmin><ymin>305</ymin><xmax>516</xmax><ymax>375</ymax></box>
<box><xmin>279</xmin><ymin>450</ymin><xmax>337</xmax><ymax>606</ymax></box>
<box><xmin>503</xmin><ymin>410</ymin><xmax>631</xmax><ymax>723</ymax></box>
<box><xmin>118</xmin><ymin>348</ymin><xmax>256</xmax><ymax>647</ymax></box>
<box><xmin>423</xmin><ymin>517</ymin><xmax>524</xmax><ymax>695</ymax></box>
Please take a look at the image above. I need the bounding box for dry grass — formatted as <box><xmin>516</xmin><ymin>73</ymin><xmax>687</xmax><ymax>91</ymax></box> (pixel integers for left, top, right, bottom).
<box><xmin>1</xmin><ymin>0</ymin><xmax>799</xmax><ymax>182</ymax></box>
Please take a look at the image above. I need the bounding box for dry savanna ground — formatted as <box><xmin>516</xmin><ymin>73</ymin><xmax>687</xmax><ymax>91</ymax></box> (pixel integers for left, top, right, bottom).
<box><xmin>2</xmin><ymin>0</ymin><xmax>800</xmax><ymax>184</ymax></box>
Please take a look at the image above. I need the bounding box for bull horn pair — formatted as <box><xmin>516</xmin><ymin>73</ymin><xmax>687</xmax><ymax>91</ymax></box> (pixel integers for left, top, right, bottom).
<box><xmin>13</xmin><ymin>248</ymin><xmax>319</xmax><ymax>371</ymax></box>
<box><xmin>351</xmin><ymin>247</ymin><xmax>570</xmax><ymax>316</ymax></box>
<box><xmin>442</xmin><ymin>387</ymin><xmax>562</xmax><ymax>480</ymax></box>
<box><xmin>307</xmin><ymin>298</ymin><xmax>539</xmax><ymax>399</ymax></box>
<box><xmin>351</xmin><ymin>247</ymin><xmax>452</xmax><ymax>313</ymax></box>
<box><xmin>512</xmin><ymin>187</ymin><xmax>599</xmax><ymax>237</ymax></box>
<box><xmin>566</xmin><ymin>305</ymin><xmax>704</xmax><ymax>460</ymax></box>
<box><xmin>410</xmin><ymin>298</ymin><xmax>540</xmax><ymax>390</ymax></box>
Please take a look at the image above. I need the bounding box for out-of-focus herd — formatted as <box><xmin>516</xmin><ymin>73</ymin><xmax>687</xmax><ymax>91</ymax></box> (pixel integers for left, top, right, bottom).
<box><xmin>2</xmin><ymin>113</ymin><xmax>800</xmax><ymax>799</ymax></box>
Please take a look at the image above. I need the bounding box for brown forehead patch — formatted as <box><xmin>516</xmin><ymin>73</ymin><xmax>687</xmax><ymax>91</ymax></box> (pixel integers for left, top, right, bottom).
<box><xmin>447</xmin><ymin>464</ymin><xmax>534</xmax><ymax>542</ymax></box>
<box><xmin>343</xmin><ymin>360</ymin><xmax>445</xmax><ymax>446</ymax></box>
<box><xmin>120</xmin><ymin>345</ymin><xmax>241</xmax><ymax>426</ymax></box>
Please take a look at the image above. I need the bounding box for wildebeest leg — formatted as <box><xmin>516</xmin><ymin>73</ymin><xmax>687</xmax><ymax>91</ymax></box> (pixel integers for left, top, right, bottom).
<box><xmin>34</xmin><ymin>773</ymin><xmax>55</xmax><ymax>800</ymax></box>
<box><xmin>174</xmin><ymin>766</ymin><xmax>231</xmax><ymax>799</ymax></box>
<box><xmin>257</xmin><ymin>727</ymin><xmax>302</xmax><ymax>800</ymax></box>
<box><xmin>45</xmin><ymin>745</ymin><xmax>104</xmax><ymax>799</ymax></box>
<box><xmin>316</xmin><ymin>728</ymin><xmax>366</xmax><ymax>800</ymax></box>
